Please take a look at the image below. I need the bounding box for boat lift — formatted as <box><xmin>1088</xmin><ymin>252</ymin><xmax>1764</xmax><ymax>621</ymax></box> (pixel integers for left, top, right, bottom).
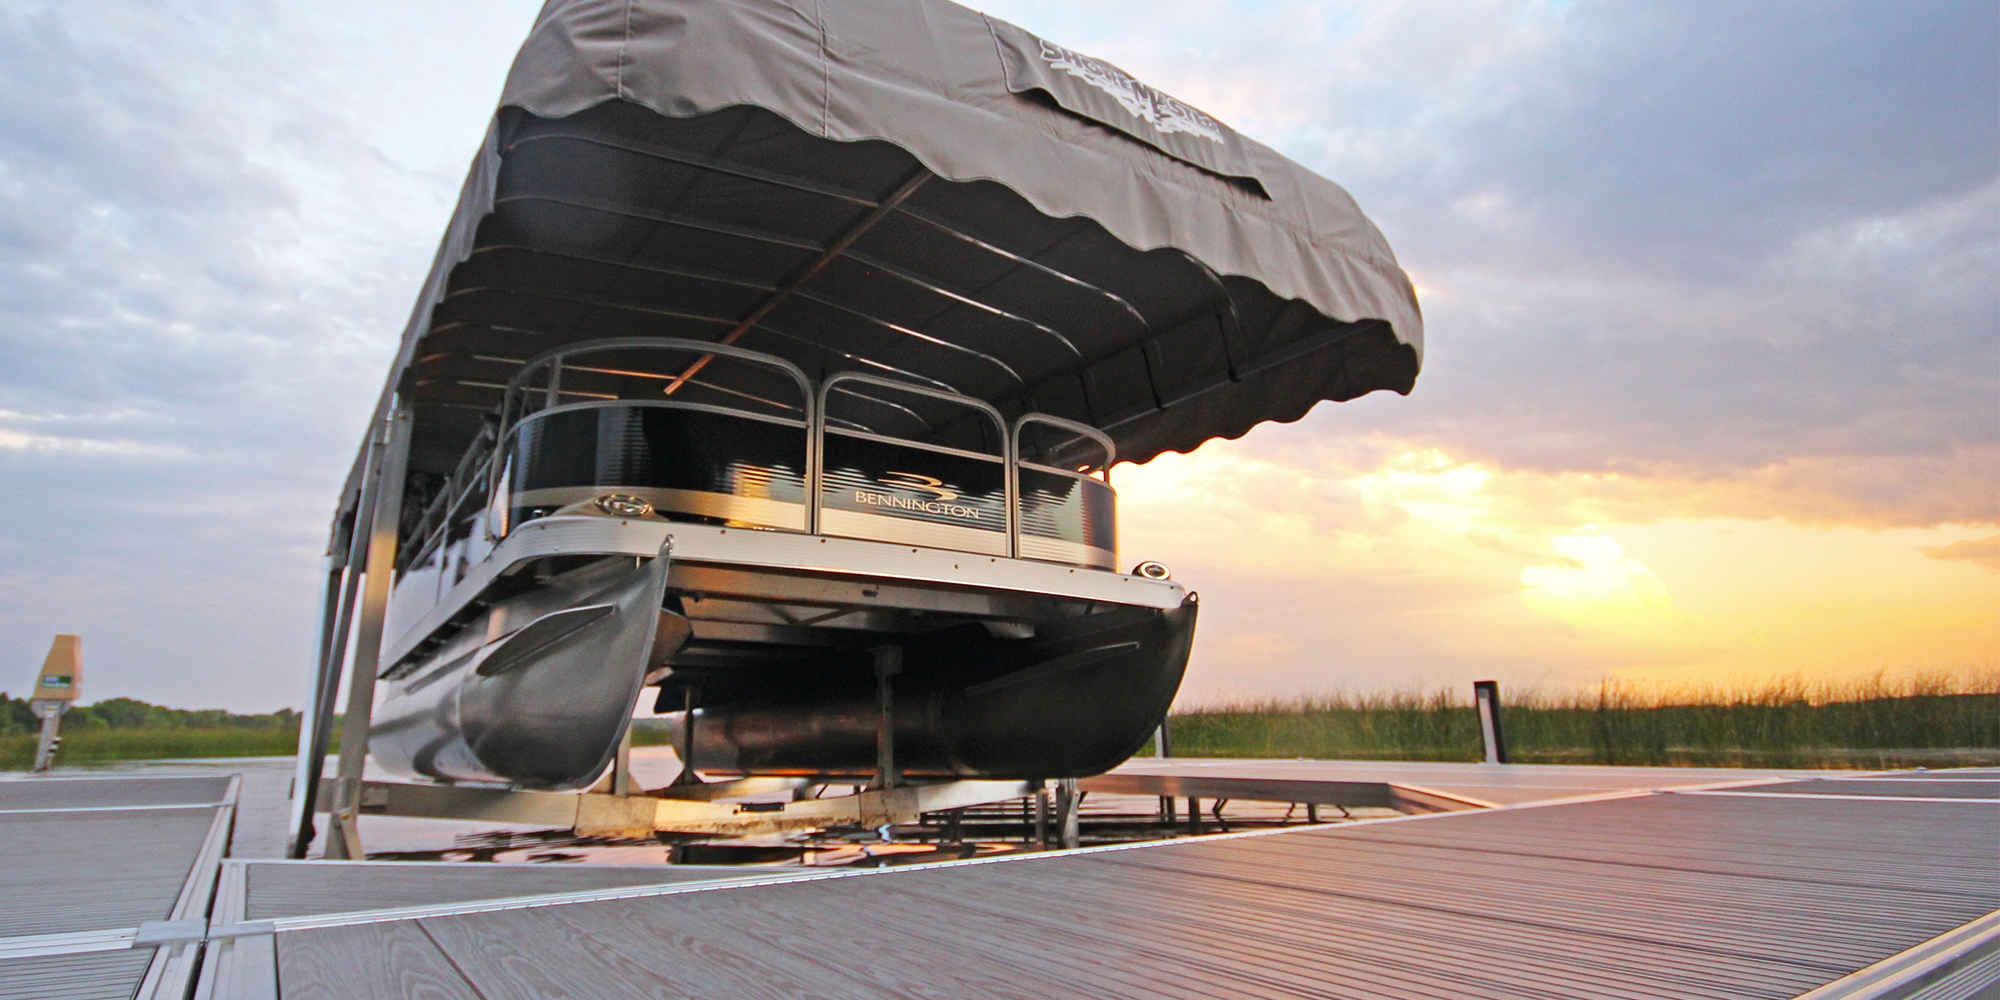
<box><xmin>289</xmin><ymin>336</ymin><xmax>1155</xmax><ymax>857</ymax></box>
<box><xmin>286</xmin><ymin>0</ymin><xmax>1423</xmax><ymax>861</ymax></box>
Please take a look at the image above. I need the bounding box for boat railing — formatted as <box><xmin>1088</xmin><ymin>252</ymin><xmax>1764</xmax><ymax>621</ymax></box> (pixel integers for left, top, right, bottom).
<box><xmin>406</xmin><ymin>337</ymin><xmax>1118</xmax><ymax>570</ymax></box>
<box><xmin>1012</xmin><ymin>413</ymin><xmax>1116</xmax><ymax>477</ymax></box>
<box><xmin>817</xmin><ymin>370</ymin><xmax>1014</xmax><ymax>551</ymax></box>
<box><xmin>498</xmin><ymin>336</ymin><xmax>818</xmax><ymax>449</ymax></box>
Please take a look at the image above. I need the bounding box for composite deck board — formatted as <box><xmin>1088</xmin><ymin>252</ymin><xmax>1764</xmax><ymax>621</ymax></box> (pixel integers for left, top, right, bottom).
<box><xmin>976</xmin><ymin>854</ymin><xmax>1834</xmax><ymax>998</ymax></box>
<box><xmin>277</xmin><ymin>921</ymin><xmax>482</xmax><ymax>1000</ymax></box>
<box><xmin>269</xmin><ymin>771</ymin><xmax>1999</xmax><ymax>999</ymax></box>
<box><xmin>0</xmin><ymin>949</ymin><xmax>159</xmax><ymax>1000</ymax></box>
<box><xmin>1743</xmin><ymin>778</ymin><xmax>2000</xmax><ymax>799</ymax></box>
<box><xmin>423</xmin><ymin>882</ymin><xmax>1261</xmax><ymax>1000</ymax></box>
<box><xmin>1337</xmin><ymin>794</ymin><xmax>1999</xmax><ymax>888</ymax></box>
<box><xmin>897</xmin><ymin>858</ymin><xmax>1823</xmax><ymax>1000</ymax></box>
<box><xmin>1117</xmin><ymin>832</ymin><xmax>1978</xmax><ymax>959</ymax></box>
<box><xmin>1097</xmin><ymin>861</ymin><xmax>1840</xmax><ymax>996</ymax></box>
<box><xmin>243</xmin><ymin>860</ymin><xmax>802</xmax><ymax>919</ymax></box>
<box><xmin>0</xmin><ymin>806</ymin><xmax>216</xmax><ymax>936</ymax></box>
<box><xmin>0</xmin><ymin>775</ymin><xmax>230</xmax><ymax>811</ymax></box>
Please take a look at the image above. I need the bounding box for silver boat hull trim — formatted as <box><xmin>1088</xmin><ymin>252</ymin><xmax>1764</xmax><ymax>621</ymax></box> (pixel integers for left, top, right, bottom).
<box><xmin>370</xmin><ymin>543</ymin><xmax>676</xmax><ymax>790</ymax></box>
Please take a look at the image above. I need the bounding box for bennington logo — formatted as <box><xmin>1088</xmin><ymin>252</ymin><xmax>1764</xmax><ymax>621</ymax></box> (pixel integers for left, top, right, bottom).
<box><xmin>855</xmin><ymin>472</ymin><xmax>983</xmax><ymax>520</ymax></box>
<box><xmin>1038</xmin><ymin>39</ymin><xmax>1225</xmax><ymax>145</ymax></box>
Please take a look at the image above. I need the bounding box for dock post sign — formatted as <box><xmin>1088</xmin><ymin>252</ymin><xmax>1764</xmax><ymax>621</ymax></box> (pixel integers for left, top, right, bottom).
<box><xmin>29</xmin><ymin>634</ymin><xmax>81</xmax><ymax>772</ymax></box>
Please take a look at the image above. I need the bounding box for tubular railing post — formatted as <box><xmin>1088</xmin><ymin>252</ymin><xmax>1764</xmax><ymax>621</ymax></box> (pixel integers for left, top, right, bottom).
<box><xmin>1004</xmin><ymin>432</ymin><xmax>1018</xmax><ymax>559</ymax></box>
<box><xmin>1475</xmin><ymin>680</ymin><xmax>1509</xmax><ymax>764</ymax></box>
<box><xmin>324</xmin><ymin>407</ymin><xmax>413</xmax><ymax>861</ymax></box>
<box><xmin>817</xmin><ymin>371</ymin><xmax>1009</xmax><ymax>550</ymax></box>
<box><xmin>497</xmin><ymin>337</ymin><xmax>820</xmax><ymax>536</ymax></box>
<box><xmin>1009</xmin><ymin>413</ymin><xmax>1115</xmax><ymax>564</ymax></box>
<box><xmin>804</xmin><ymin>379</ymin><xmax>820</xmax><ymax>535</ymax></box>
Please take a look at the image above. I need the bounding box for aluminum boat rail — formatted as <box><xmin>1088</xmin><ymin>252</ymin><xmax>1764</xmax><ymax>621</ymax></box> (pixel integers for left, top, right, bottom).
<box><xmin>402</xmin><ymin>337</ymin><xmax>1117</xmax><ymax>572</ymax></box>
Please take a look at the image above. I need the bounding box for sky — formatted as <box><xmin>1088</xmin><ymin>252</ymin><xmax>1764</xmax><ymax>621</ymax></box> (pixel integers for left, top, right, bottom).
<box><xmin>0</xmin><ymin>0</ymin><xmax>1993</xmax><ymax>712</ymax></box>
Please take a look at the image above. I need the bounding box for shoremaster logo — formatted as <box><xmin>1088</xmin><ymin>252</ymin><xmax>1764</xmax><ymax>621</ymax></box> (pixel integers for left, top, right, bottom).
<box><xmin>855</xmin><ymin>472</ymin><xmax>983</xmax><ymax>520</ymax></box>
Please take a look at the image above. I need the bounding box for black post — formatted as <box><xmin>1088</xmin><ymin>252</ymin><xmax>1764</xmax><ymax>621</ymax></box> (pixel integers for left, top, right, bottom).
<box><xmin>1474</xmin><ymin>680</ymin><xmax>1509</xmax><ymax>764</ymax></box>
<box><xmin>670</xmin><ymin>684</ymin><xmax>704</xmax><ymax>786</ymax></box>
<box><xmin>1155</xmin><ymin>718</ymin><xmax>1171</xmax><ymax>758</ymax></box>
<box><xmin>872</xmin><ymin>646</ymin><xmax>903</xmax><ymax>789</ymax></box>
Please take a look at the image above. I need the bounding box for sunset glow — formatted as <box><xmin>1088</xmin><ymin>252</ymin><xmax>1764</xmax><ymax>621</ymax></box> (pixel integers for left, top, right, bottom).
<box><xmin>1117</xmin><ymin>437</ymin><xmax>1998</xmax><ymax>702</ymax></box>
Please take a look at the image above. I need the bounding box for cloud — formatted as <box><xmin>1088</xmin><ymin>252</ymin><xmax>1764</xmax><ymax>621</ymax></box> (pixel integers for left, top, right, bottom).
<box><xmin>1922</xmin><ymin>534</ymin><xmax>2000</xmax><ymax>573</ymax></box>
<box><xmin>0</xmin><ymin>0</ymin><xmax>544</xmax><ymax>709</ymax></box>
<box><xmin>0</xmin><ymin>0</ymin><xmax>1991</xmax><ymax>708</ymax></box>
<box><xmin>988</xmin><ymin>0</ymin><xmax>1999</xmax><ymax>529</ymax></box>
<box><xmin>0</xmin><ymin>428</ymin><xmax>182</xmax><ymax>456</ymax></box>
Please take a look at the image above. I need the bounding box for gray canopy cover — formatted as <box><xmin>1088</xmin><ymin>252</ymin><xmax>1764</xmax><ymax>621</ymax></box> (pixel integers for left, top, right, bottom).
<box><xmin>345</xmin><ymin>0</ymin><xmax>1421</xmax><ymax>513</ymax></box>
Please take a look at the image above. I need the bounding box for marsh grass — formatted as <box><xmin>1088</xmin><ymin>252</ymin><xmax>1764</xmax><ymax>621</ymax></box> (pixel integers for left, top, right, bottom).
<box><xmin>7</xmin><ymin>671</ymin><xmax>1994</xmax><ymax>770</ymax></box>
<box><xmin>0</xmin><ymin>726</ymin><xmax>302</xmax><ymax>768</ymax></box>
<box><xmin>1164</xmin><ymin>669</ymin><xmax>2000</xmax><ymax>769</ymax></box>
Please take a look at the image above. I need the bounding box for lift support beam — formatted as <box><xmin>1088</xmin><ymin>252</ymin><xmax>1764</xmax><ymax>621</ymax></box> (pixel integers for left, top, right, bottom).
<box><xmin>319</xmin><ymin>777</ymin><xmax>1038</xmax><ymax>841</ymax></box>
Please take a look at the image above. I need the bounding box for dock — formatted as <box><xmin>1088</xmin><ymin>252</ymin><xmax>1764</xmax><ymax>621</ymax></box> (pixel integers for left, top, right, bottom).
<box><xmin>0</xmin><ymin>775</ymin><xmax>237</xmax><ymax>1000</ymax></box>
<box><xmin>4</xmin><ymin>763</ymin><xmax>1995</xmax><ymax>999</ymax></box>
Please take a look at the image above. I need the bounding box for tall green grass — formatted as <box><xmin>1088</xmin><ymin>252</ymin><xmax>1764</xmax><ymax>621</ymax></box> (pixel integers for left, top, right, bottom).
<box><xmin>9</xmin><ymin>671</ymin><xmax>1994</xmax><ymax>770</ymax></box>
<box><xmin>1165</xmin><ymin>670</ymin><xmax>2000</xmax><ymax>769</ymax></box>
<box><xmin>0</xmin><ymin>727</ymin><xmax>302</xmax><ymax>768</ymax></box>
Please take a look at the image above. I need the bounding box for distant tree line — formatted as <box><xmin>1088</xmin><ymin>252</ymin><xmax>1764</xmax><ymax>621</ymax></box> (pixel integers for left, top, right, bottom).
<box><xmin>0</xmin><ymin>694</ymin><xmax>298</xmax><ymax>735</ymax></box>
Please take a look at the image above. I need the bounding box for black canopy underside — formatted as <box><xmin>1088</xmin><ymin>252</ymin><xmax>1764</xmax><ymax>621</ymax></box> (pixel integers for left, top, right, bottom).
<box><xmin>345</xmin><ymin>0</ymin><xmax>1422</xmax><ymax>523</ymax></box>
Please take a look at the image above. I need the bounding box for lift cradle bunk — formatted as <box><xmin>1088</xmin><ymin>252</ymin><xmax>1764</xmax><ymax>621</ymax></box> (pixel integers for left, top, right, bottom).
<box><xmin>291</xmin><ymin>0</ymin><xmax>1423</xmax><ymax>857</ymax></box>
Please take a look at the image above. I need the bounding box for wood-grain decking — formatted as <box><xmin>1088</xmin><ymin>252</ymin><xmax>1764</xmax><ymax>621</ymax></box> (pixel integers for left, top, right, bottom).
<box><xmin>258</xmin><ymin>770</ymin><xmax>2000</xmax><ymax>1000</ymax></box>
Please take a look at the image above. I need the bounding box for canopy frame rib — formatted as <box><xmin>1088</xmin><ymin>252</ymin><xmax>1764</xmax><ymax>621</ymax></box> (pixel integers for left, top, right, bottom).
<box><xmin>1095</xmin><ymin>320</ymin><xmax>1386</xmax><ymax>435</ymax></box>
<box><xmin>1177</xmin><ymin>250</ymin><xmax>1248</xmax><ymax>382</ymax></box>
<box><xmin>467</xmin><ymin>241</ymin><xmax>1085</xmax><ymax>365</ymax></box>
<box><xmin>463</xmin><ymin>244</ymin><xmax>1059</xmax><ymax>391</ymax></box>
<box><xmin>894</xmin><ymin>205</ymin><xmax>1153</xmax><ymax>331</ymax></box>
<box><xmin>506</xmin><ymin>126</ymin><xmax>1150</xmax><ymax>335</ymax></box>
<box><xmin>438</xmin><ymin>286</ymin><xmax>735</xmax><ymax>329</ymax></box>
<box><xmin>422</xmin><ymin>319</ymin><xmax>969</xmax><ymax>398</ymax></box>
<box><xmin>442</xmin><ymin>277</ymin><xmax>1021</xmax><ymax>389</ymax></box>
<box><xmin>662</xmin><ymin>167</ymin><xmax>936</xmax><ymax>395</ymax></box>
